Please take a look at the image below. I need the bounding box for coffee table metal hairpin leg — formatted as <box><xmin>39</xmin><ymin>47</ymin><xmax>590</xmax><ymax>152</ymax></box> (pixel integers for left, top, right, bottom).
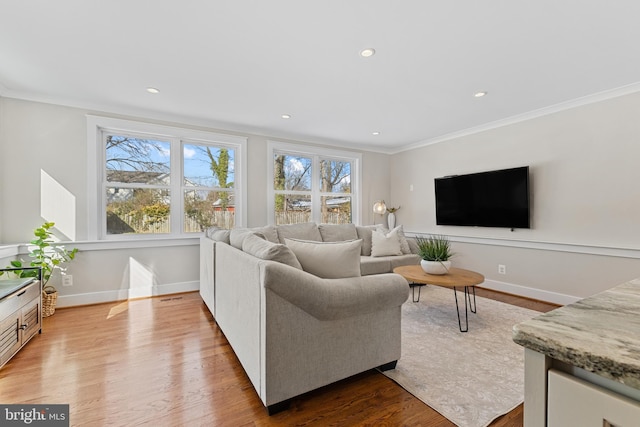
<box><xmin>410</xmin><ymin>283</ymin><xmax>425</xmax><ymax>302</ymax></box>
<box><xmin>468</xmin><ymin>285</ymin><xmax>477</xmax><ymax>313</ymax></box>
<box><xmin>453</xmin><ymin>286</ymin><xmax>469</xmax><ymax>332</ymax></box>
<box><xmin>452</xmin><ymin>286</ymin><xmax>478</xmax><ymax>332</ymax></box>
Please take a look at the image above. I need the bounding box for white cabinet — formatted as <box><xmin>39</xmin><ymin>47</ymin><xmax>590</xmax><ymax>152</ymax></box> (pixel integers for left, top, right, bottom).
<box><xmin>548</xmin><ymin>369</ymin><xmax>640</xmax><ymax>427</ymax></box>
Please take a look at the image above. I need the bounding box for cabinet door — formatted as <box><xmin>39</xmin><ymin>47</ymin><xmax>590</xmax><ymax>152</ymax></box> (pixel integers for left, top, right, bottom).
<box><xmin>0</xmin><ymin>310</ymin><xmax>21</xmax><ymax>367</ymax></box>
<box><xmin>20</xmin><ymin>297</ymin><xmax>41</xmax><ymax>343</ymax></box>
<box><xmin>548</xmin><ymin>369</ymin><xmax>640</xmax><ymax>427</ymax></box>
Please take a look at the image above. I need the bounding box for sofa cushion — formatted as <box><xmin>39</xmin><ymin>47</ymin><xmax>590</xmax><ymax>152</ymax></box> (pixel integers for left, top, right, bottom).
<box><xmin>394</xmin><ymin>225</ymin><xmax>412</xmax><ymax>254</ymax></box>
<box><xmin>371</xmin><ymin>228</ymin><xmax>403</xmax><ymax>257</ymax></box>
<box><xmin>389</xmin><ymin>254</ymin><xmax>421</xmax><ymax>270</ymax></box>
<box><xmin>360</xmin><ymin>256</ymin><xmax>392</xmax><ymax>276</ymax></box>
<box><xmin>242</xmin><ymin>234</ymin><xmax>302</xmax><ymax>270</ymax></box>
<box><xmin>355</xmin><ymin>225</ymin><xmax>378</xmax><ymax>256</ymax></box>
<box><xmin>284</xmin><ymin>238</ymin><xmax>362</xmax><ymax>279</ymax></box>
<box><xmin>318</xmin><ymin>223</ymin><xmax>358</xmax><ymax>242</ymax></box>
<box><xmin>407</xmin><ymin>237</ymin><xmax>419</xmax><ymax>254</ymax></box>
<box><xmin>230</xmin><ymin>228</ymin><xmax>266</xmax><ymax>249</ymax></box>
<box><xmin>277</xmin><ymin>222</ymin><xmax>322</xmax><ymax>244</ymax></box>
<box><xmin>253</xmin><ymin>225</ymin><xmax>279</xmax><ymax>243</ymax></box>
<box><xmin>205</xmin><ymin>226</ymin><xmax>231</xmax><ymax>244</ymax></box>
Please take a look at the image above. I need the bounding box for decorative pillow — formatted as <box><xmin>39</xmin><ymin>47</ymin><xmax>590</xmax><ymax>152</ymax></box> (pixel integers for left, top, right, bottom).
<box><xmin>371</xmin><ymin>228</ymin><xmax>403</xmax><ymax>257</ymax></box>
<box><xmin>392</xmin><ymin>225</ymin><xmax>411</xmax><ymax>254</ymax></box>
<box><xmin>253</xmin><ymin>225</ymin><xmax>279</xmax><ymax>243</ymax></box>
<box><xmin>276</xmin><ymin>222</ymin><xmax>322</xmax><ymax>243</ymax></box>
<box><xmin>242</xmin><ymin>234</ymin><xmax>302</xmax><ymax>269</ymax></box>
<box><xmin>355</xmin><ymin>225</ymin><xmax>378</xmax><ymax>256</ymax></box>
<box><xmin>318</xmin><ymin>223</ymin><xmax>358</xmax><ymax>242</ymax></box>
<box><xmin>230</xmin><ymin>228</ymin><xmax>266</xmax><ymax>249</ymax></box>
<box><xmin>284</xmin><ymin>238</ymin><xmax>362</xmax><ymax>279</ymax></box>
<box><xmin>205</xmin><ymin>227</ymin><xmax>231</xmax><ymax>244</ymax></box>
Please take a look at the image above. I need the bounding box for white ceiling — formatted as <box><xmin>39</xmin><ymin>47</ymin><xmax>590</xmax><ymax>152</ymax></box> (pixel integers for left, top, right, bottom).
<box><xmin>1</xmin><ymin>1</ymin><xmax>640</xmax><ymax>152</ymax></box>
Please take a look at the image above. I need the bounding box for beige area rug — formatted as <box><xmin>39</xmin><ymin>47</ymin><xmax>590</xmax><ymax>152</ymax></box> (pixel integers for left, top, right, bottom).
<box><xmin>383</xmin><ymin>284</ymin><xmax>540</xmax><ymax>427</ymax></box>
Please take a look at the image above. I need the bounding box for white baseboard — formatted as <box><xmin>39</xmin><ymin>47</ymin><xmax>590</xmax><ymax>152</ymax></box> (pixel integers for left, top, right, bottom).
<box><xmin>479</xmin><ymin>279</ymin><xmax>580</xmax><ymax>306</ymax></box>
<box><xmin>56</xmin><ymin>281</ymin><xmax>200</xmax><ymax>308</ymax></box>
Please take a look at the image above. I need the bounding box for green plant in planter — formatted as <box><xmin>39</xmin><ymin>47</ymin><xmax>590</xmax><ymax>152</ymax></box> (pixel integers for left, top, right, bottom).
<box><xmin>415</xmin><ymin>234</ymin><xmax>454</xmax><ymax>262</ymax></box>
<box><xmin>1</xmin><ymin>222</ymin><xmax>78</xmax><ymax>287</ymax></box>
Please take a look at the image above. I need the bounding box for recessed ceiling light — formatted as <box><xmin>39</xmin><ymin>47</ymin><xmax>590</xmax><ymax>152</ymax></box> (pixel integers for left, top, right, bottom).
<box><xmin>474</xmin><ymin>91</ymin><xmax>487</xmax><ymax>98</ymax></box>
<box><xmin>146</xmin><ymin>87</ymin><xmax>160</xmax><ymax>94</ymax></box>
<box><xmin>360</xmin><ymin>48</ymin><xmax>376</xmax><ymax>58</ymax></box>
<box><xmin>281</xmin><ymin>114</ymin><xmax>291</xmax><ymax>119</ymax></box>
<box><xmin>372</xmin><ymin>131</ymin><xmax>380</xmax><ymax>136</ymax></box>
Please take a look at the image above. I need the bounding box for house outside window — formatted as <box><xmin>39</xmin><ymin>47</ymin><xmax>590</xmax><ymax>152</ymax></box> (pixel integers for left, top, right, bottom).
<box><xmin>87</xmin><ymin>116</ymin><xmax>247</xmax><ymax>239</ymax></box>
<box><xmin>267</xmin><ymin>141</ymin><xmax>361</xmax><ymax>225</ymax></box>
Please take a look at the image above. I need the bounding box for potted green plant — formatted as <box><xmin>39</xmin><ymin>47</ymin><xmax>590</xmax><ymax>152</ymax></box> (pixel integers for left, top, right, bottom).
<box><xmin>415</xmin><ymin>234</ymin><xmax>454</xmax><ymax>275</ymax></box>
<box><xmin>1</xmin><ymin>222</ymin><xmax>78</xmax><ymax>316</ymax></box>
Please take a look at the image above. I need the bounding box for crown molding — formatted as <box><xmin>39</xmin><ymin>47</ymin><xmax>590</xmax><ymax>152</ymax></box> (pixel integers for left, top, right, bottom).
<box><xmin>393</xmin><ymin>81</ymin><xmax>640</xmax><ymax>154</ymax></box>
<box><xmin>0</xmin><ymin>88</ymin><xmax>395</xmax><ymax>155</ymax></box>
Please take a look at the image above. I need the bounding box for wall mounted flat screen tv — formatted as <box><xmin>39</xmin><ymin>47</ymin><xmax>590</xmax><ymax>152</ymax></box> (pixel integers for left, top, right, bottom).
<box><xmin>434</xmin><ymin>166</ymin><xmax>530</xmax><ymax>229</ymax></box>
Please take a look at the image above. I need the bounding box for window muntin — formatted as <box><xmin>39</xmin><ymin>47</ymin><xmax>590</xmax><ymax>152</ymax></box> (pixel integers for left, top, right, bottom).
<box><xmin>89</xmin><ymin>116</ymin><xmax>246</xmax><ymax>240</ymax></box>
<box><xmin>270</xmin><ymin>143</ymin><xmax>360</xmax><ymax>225</ymax></box>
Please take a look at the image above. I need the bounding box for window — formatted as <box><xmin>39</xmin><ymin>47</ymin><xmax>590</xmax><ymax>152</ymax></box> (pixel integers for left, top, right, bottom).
<box><xmin>267</xmin><ymin>141</ymin><xmax>361</xmax><ymax>225</ymax></box>
<box><xmin>88</xmin><ymin>117</ymin><xmax>246</xmax><ymax>239</ymax></box>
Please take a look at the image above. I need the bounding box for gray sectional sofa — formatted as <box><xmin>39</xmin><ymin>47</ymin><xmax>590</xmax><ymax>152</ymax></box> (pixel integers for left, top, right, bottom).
<box><xmin>199</xmin><ymin>222</ymin><xmax>420</xmax><ymax>413</ymax></box>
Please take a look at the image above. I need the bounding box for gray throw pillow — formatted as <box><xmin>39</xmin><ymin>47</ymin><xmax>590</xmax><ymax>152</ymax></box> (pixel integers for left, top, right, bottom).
<box><xmin>318</xmin><ymin>223</ymin><xmax>358</xmax><ymax>242</ymax></box>
<box><xmin>284</xmin><ymin>238</ymin><xmax>362</xmax><ymax>279</ymax></box>
<box><xmin>230</xmin><ymin>228</ymin><xmax>265</xmax><ymax>249</ymax></box>
<box><xmin>242</xmin><ymin>233</ymin><xmax>302</xmax><ymax>270</ymax></box>
<box><xmin>276</xmin><ymin>222</ymin><xmax>322</xmax><ymax>243</ymax></box>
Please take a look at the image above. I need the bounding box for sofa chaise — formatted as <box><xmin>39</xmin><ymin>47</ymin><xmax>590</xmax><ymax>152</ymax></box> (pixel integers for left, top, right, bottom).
<box><xmin>199</xmin><ymin>222</ymin><xmax>420</xmax><ymax>413</ymax></box>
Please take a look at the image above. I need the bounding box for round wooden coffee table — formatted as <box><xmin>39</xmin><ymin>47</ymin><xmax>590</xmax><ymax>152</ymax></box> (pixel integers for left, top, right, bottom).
<box><xmin>393</xmin><ymin>265</ymin><xmax>485</xmax><ymax>332</ymax></box>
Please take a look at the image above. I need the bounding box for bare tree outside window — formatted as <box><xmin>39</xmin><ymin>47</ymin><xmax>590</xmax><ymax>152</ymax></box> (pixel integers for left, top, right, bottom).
<box><xmin>273</xmin><ymin>153</ymin><xmax>352</xmax><ymax>225</ymax></box>
<box><xmin>106</xmin><ymin>135</ymin><xmax>172</xmax><ymax>234</ymax></box>
<box><xmin>105</xmin><ymin>135</ymin><xmax>237</xmax><ymax>234</ymax></box>
<box><xmin>184</xmin><ymin>144</ymin><xmax>236</xmax><ymax>231</ymax></box>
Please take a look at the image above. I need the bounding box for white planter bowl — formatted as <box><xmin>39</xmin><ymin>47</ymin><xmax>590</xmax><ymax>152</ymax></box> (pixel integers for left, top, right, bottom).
<box><xmin>420</xmin><ymin>260</ymin><xmax>451</xmax><ymax>275</ymax></box>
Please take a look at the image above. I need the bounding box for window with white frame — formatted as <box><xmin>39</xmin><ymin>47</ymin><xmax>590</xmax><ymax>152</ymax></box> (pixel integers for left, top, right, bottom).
<box><xmin>267</xmin><ymin>141</ymin><xmax>361</xmax><ymax>225</ymax></box>
<box><xmin>87</xmin><ymin>116</ymin><xmax>246</xmax><ymax>239</ymax></box>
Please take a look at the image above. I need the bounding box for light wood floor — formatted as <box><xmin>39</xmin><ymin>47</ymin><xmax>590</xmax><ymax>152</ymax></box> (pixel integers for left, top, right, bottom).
<box><xmin>0</xmin><ymin>288</ymin><xmax>558</xmax><ymax>427</ymax></box>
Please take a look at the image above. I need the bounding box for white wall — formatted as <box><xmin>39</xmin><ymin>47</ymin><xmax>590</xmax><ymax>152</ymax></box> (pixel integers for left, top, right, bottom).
<box><xmin>390</xmin><ymin>91</ymin><xmax>640</xmax><ymax>302</ymax></box>
<box><xmin>0</xmin><ymin>96</ymin><xmax>391</xmax><ymax>306</ymax></box>
<box><xmin>6</xmin><ymin>91</ymin><xmax>637</xmax><ymax>306</ymax></box>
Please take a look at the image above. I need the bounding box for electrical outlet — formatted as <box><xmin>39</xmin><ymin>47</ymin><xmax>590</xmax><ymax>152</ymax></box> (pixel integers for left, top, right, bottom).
<box><xmin>498</xmin><ymin>264</ymin><xmax>506</xmax><ymax>275</ymax></box>
<box><xmin>62</xmin><ymin>275</ymin><xmax>73</xmax><ymax>287</ymax></box>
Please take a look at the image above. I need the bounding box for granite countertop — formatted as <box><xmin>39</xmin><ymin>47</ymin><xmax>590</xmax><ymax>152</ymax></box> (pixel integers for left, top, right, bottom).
<box><xmin>513</xmin><ymin>277</ymin><xmax>640</xmax><ymax>390</ymax></box>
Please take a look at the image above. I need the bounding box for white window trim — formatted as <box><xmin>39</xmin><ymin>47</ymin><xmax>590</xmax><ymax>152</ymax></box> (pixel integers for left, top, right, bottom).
<box><xmin>266</xmin><ymin>140</ymin><xmax>362</xmax><ymax>225</ymax></box>
<box><xmin>87</xmin><ymin>115</ymin><xmax>247</xmax><ymax>240</ymax></box>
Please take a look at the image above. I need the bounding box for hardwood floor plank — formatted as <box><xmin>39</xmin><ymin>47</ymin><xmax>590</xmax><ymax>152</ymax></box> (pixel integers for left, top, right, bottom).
<box><xmin>0</xmin><ymin>289</ymin><xmax>557</xmax><ymax>426</ymax></box>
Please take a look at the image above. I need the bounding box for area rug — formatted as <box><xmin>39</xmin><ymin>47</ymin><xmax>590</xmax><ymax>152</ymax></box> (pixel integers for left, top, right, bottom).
<box><xmin>383</xmin><ymin>285</ymin><xmax>540</xmax><ymax>427</ymax></box>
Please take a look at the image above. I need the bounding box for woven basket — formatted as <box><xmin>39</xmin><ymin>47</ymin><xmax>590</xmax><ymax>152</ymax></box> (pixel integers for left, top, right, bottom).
<box><xmin>42</xmin><ymin>285</ymin><xmax>58</xmax><ymax>317</ymax></box>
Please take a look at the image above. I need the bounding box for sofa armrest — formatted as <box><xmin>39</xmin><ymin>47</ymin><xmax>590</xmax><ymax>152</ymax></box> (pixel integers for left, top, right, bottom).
<box><xmin>261</xmin><ymin>261</ymin><xmax>409</xmax><ymax>321</ymax></box>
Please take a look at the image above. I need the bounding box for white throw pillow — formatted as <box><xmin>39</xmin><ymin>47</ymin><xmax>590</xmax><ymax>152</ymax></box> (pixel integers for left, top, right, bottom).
<box><xmin>284</xmin><ymin>238</ymin><xmax>362</xmax><ymax>279</ymax></box>
<box><xmin>242</xmin><ymin>233</ymin><xmax>302</xmax><ymax>270</ymax></box>
<box><xmin>371</xmin><ymin>228</ymin><xmax>403</xmax><ymax>257</ymax></box>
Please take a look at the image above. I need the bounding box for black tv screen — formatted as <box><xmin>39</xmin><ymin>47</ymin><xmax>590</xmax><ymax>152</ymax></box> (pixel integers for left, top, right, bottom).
<box><xmin>434</xmin><ymin>166</ymin><xmax>530</xmax><ymax>229</ymax></box>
